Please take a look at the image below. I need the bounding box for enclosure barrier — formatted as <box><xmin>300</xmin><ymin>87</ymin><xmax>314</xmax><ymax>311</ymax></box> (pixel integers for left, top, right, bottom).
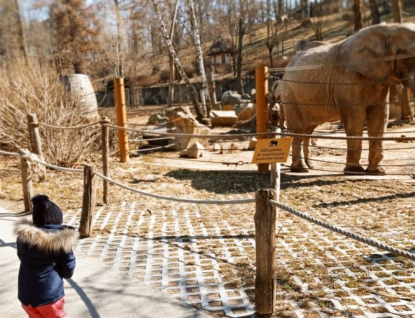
<box><xmin>1</xmin><ymin>144</ymin><xmax>415</xmax><ymax>317</ymax></box>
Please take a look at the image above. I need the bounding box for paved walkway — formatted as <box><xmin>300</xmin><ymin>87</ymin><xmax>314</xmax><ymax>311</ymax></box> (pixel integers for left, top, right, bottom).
<box><xmin>0</xmin><ymin>207</ymin><xmax>212</xmax><ymax>318</ymax></box>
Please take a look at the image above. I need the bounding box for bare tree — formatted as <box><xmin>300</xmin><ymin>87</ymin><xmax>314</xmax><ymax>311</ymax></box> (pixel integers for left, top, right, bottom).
<box><xmin>369</xmin><ymin>0</ymin><xmax>381</xmax><ymax>24</ymax></box>
<box><xmin>391</xmin><ymin>0</ymin><xmax>403</xmax><ymax>23</ymax></box>
<box><xmin>113</xmin><ymin>0</ymin><xmax>124</xmax><ymax>77</ymax></box>
<box><xmin>352</xmin><ymin>0</ymin><xmax>363</xmax><ymax>32</ymax></box>
<box><xmin>187</xmin><ymin>0</ymin><xmax>210</xmax><ymax>116</ymax></box>
<box><xmin>151</xmin><ymin>0</ymin><xmax>205</xmax><ymax>119</ymax></box>
<box><xmin>51</xmin><ymin>0</ymin><xmax>101</xmax><ymax>74</ymax></box>
<box><xmin>13</xmin><ymin>0</ymin><xmax>28</xmax><ymax>64</ymax></box>
<box><xmin>265</xmin><ymin>0</ymin><xmax>279</xmax><ymax>67</ymax></box>
<box><xmin>167</xmin><ymin>0</ymin><xmax>179</xmax><ymax>108</ymax></box>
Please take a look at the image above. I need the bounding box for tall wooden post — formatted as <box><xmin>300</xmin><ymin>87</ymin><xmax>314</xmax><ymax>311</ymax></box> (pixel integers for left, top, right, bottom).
<box><xmin>255</xmin><ymin>189</ymin><xmax>277</xmax><ymax>317</ymax></box>
<box><xmin>79</xmin><ymin>165</ymin><xmax>96</xmax><ymax>237</ymax></box>
<box><xmin>20</xmin><ymin>153</ymin><xmax>33</xmax><ymax>212</ymax></box>
<box><xmin>114</xmin><ymin>78</ymin><xmax>129</xmax><ymax>163</ymax></box>
<box><xmin>27</xmin><ymin>113</ymin><xmax>46</xmax><ymax>180</ymax></box>
<box><xmin>256</xmin><ymin>67</ymin><xmax>269</xmax><ymax>173</ymax></box>
<box><xmin>101</xmin><ymin>117</ymin><xmax>110</xmax><ymax>204</ymax></box>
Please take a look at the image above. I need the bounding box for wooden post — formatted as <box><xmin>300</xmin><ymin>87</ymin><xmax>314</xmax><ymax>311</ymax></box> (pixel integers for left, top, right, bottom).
<box><xmin>114</xmin><ymin>77</ymin><xmax>129</xmax><ymax>163</ymax></box>
<box><xmin>27</xmin><ymin>113</ymin><xmax>46</xmax><ymax>180</ymax></box>
<box><xmin>20</xmin><ymin>154</ymin><xmax>33</xmax><ymax>212</ymax></box>
<box><xmin>79</xmin><ymin>165</ymin><xmax>96</xmax><ymax>237</ymax></box>
<box><xmin>101</xmin><ymin>117</ymin><xmax>110</xmax><ymax>205</ymax></box>
<box><xmin>256</xmin><ymin>66</ymin><xmax>269</xmax><ymax>173</ymax></box>
<box><xmin>255</xmin><ymin>189</ymin><xmax>277</xmax><ymax>317</ymax></box>
<box><xmin>270</xmin><ymin>129</ymin><xmax>281</xmax><ymax>192</ymax></box>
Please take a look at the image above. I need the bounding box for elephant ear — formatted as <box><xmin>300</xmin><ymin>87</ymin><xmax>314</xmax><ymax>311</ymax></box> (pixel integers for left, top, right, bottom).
<box><xmin>340</xmin><ymin>27</ymin><xmax>391</xmax><ymax>81</ymax></box>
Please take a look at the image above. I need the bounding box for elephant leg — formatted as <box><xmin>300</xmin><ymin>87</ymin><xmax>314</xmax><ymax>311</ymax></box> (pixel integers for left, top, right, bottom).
<box><xmin>290</xmin><ymin>136</ymin><xmax>309</xmax><ymax>172</ymax></box>
<box><xmin>341</xmin><ymin>114</ymin><xmax>365</xmax><ymax>174</ymax></box>
<box><xmin>365</xmin><ymin>105</ymin><xmax>387</xmax><ymax>175</ymax></box>
<box><xmin>279</xmin><ymin>106</ymin><xmax>286</xmax><ymax>130</ymax></box>
<box><xmin>304</xmin><ymin>126</ymin><xmax>317</xmax><ymax>169</ymax></box>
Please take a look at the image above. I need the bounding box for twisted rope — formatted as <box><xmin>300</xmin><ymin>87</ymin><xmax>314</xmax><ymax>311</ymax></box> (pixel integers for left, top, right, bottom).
<box><xmin>270</xmin><ymin>200</ymin><xmax>415</xmax><ymax>261</ymax></box>
<box><xmin>30</xmin><ymin>158</ymin><xmax>83</xmax><ymax>173</ymax></box>
<box><xmin>136</xmin><ymin>129</ymin><xmax>415</xmax><ymax>141</ymax></box>
<box><xmin>38</xmin><ymin>121</ymin><xmax>100</xmax><ymax>130</ymax></box>
<box><xmin>94</xmin><ymin>171</ymin><xmax>255</xmax><ymax>205</ymax></box>
<box><xmin>0</xmin><ymin>149</ymin><xmax>21</xmax><ymax>157</ymax></box>
<box><xmin>0</xmin><ymin>149</ymin><xmax>82</xmax><ymax>173</ymax></box>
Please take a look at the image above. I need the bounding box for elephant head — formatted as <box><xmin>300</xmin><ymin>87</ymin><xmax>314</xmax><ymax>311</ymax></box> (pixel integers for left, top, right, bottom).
<box><xmin>340</xmin><ymin>23</ymin><xmax>415</xmax><ymax>91</ymax></box>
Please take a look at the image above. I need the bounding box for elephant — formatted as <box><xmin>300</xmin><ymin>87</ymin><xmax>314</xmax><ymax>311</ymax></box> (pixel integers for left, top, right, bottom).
<box><xmin>277</xmin><ymin>23</ymin><xmax>415</xmax><ymax>174</ymax></box>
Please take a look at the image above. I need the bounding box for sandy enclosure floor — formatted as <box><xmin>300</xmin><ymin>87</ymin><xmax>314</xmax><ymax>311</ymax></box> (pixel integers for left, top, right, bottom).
<box><xmin>1</xmin><ymin>110</ymin><xmax>415</xmax><ymax>317</ymax></box>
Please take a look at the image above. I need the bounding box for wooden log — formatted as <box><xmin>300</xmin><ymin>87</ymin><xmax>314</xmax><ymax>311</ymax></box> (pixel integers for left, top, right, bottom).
<box><xmin>255</xmin><ymin>67</ymin><xmax>269</xmax><ymax>173</ymax></box>
<box><xmin>27</xmin><ymin>113</ymin><xmax>46</xmax><ymax>180</ymax></box>
<box><xmin>79</xmin><ymin>165</ymin><xmax>96</xmax><ymax>237</ymax></box>
<box><xmin>20</xmin><ymin>155</ymin><xmax>33</xmax><ymax>212</ymax></box>
<box><xmin>101</xmin><ymin>117</ymin><xmax>110</xmax><ymax>204</ymax></box>
<box><xmin>255</xmin><ymin>189</ymin><xmax>277</xmax><ymax>317</ymax></box>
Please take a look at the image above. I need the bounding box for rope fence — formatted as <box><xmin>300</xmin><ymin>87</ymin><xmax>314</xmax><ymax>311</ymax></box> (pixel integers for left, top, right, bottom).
<box><xmin>270</xmin><ymin>200</ymin><xmax>415</xmax><ymax>261</ymax></box>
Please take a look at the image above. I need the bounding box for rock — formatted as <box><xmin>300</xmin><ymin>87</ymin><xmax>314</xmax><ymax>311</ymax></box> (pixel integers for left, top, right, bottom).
<box><xmin>248</xmin><ymin>137</ymin><xmax>257</xmax><ymax>150</ymax></box>
<box><xmin>166</xmin><ymin>106</ymin><xmax>210</xmax><ymax>150</ymax></box>
<box><xmin>235</xmin><ymin>103</ymin><xmax>255</xmax><ymax>121</ymax></box>
<box><xmin>147</xmin><ymin>114</ymin><xmax>169</xmax><ymax>125</ymax></box>
<box><xmin>221</xmin><ymin>91</ymin><xmax>242</xmax><ymax>107</ymax></box>
<box><xmin>210</xmin><ymin>110</ymin><xmax>238</xmax><ymax>127</ymax></box>
<box><xmin>179</xmin><ymin>142</ymin><xmax>204</xmax><ymax>158</ymax></box>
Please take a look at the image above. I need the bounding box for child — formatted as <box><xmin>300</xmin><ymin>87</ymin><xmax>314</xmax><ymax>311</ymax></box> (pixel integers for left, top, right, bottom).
<box><xmin>15</xmin><ymin>195</ymin><xmax>78</xmax><ymax>318</ymax></box>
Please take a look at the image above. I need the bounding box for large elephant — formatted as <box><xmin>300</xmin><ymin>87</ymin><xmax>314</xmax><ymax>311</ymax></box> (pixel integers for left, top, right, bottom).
<box><xmin>277</xmin><ymin>23</ymin><xmax>415</xmax><ymax>174</ymax></box>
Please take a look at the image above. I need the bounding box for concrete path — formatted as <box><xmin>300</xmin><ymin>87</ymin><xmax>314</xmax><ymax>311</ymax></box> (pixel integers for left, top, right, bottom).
<box><xmin>0</xmin><ymin>207</ymin><xmax>212</xmax><ymax>318</ymax></box>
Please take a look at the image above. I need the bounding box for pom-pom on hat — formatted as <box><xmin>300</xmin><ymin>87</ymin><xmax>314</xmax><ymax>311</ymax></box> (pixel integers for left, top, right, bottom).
<box><xmin>31</xmin><ymin>195</ymin><xmax>63</xmax><ymax>227</ymax></box>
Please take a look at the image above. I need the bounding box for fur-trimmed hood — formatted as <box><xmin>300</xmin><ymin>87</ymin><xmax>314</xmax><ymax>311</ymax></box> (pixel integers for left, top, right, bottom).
<box><xmin>15</xmin><ymin>218</ymin><xmax>78</xmax><ymax>253</ymax></box>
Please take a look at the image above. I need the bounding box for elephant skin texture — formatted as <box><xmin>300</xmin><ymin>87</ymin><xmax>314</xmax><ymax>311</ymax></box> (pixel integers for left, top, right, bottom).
<box><xmin>276</xmin><ymin>23</ymin><xmax>415</xmax><ymax>175</ymax></box>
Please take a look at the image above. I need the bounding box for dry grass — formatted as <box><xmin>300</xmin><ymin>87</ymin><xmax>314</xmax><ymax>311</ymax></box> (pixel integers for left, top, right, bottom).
<box><xmin>0</xmin><ymin>62</ymin><xmax>100</xmax><ymax>166</ymax></box>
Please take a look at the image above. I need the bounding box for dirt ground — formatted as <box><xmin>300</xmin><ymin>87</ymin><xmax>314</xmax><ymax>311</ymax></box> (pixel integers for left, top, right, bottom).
<box><xmin>1</xmin><ymin>106</ymin><xmax>415</xmax><ymax>317</ymax></box>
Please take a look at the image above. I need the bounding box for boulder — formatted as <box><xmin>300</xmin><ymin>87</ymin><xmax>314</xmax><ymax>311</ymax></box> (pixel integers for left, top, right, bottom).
<box><xmin>166</xmin><ymin>106</ymin><xmax>210</xmax><ymax>150</ymax></box>
<box><xmin>221</xmin><ymin>91</ymin><xmax>242</xmax><ymax>107</ymax></box>
<box><xmin>248</xmin><ymin>137</ymin><xmax>257</xmax><ymax>150</ymax></box>
<box><xmin>210</xmin><ymin>110</ymin><xmax>238</xmax><ymax>127</ymax></box>
<box><xmin>147</xmin><ymin>114</ymin><xmax>169</xmax><ymax>125</ymax></box>
<box><xmin>179</xmin><ymin>142</ymin><xmax>204</xmax><ymax>158</ymax></box>
<box><xmin>235</xmin><ymin>102</ymin><xmax>255</xmax><ymax>121</ymax></box>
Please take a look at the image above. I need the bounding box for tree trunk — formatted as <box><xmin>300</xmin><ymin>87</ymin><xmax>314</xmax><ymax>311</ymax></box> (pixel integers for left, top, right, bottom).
<box><xmin>392</xmin><ymin>0</ymin><xmax>403</xmax><ymax>23</ymax></box>
<box><xmin>369</xmin><ymin>0</ymin><xmax>380</xmax><ymax>24</ymax></box>
<box><xmin>353</xmin><ymin>0</ymin><xmax>363</xmax><ymax>32</ymax></box>
<box><xmin>152</xmin><ymin>0</ymin><xmax>205</xmax><ymax>120</ymax></box>
<box><xmin>114</xmin><ymin>0</ymin><xmax>123</xmax><ymax>77</ymax></box>
<box><xmin>13</xmin><ymin>0</ymin><xmax>28</xmax><ymax>64</ymax></box>
<box><xmin>167</xmin><ymin>0</ymin><xmax>179</xmax><ymax>108</ymax></box>
<box><xmin>268</xmin><ymin>48</ymin><xmax>274</xmax><ymax>67</ymax></box>
<box><xmin>188</xmin><ymin>0</ymin><xmax>210</xmax><ymax>117</ymax></box>
<box><xmin>206</xmin><ymin>64</ymin><xmax>217</xmax><ymax>108</ymax></box>
<box><xmin>237</xmin><ymin>18</ymin><xmax>245</xmax><ymax>96</ymax></box>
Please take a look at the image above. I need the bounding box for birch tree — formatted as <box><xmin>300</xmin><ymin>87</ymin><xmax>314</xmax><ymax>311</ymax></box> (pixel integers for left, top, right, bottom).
<box><xmin>166</xmin><ymin>1</ymin><xmax>178</xmax><ymax>107</ymax></box>
<box><xmin>151</xmin><ymin>0</ymin><xmax>205</xmax><ymax>119</ymax></box>
<box><xmin>187</xmin><ymin>0</ymin><xmax>210</xmax><ymax>116</ymax></box>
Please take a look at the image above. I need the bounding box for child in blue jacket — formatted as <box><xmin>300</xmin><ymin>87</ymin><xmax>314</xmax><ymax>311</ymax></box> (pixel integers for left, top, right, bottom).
<box><xmin>15</xmin><ymin>195</ymin><xmax>78</xmax><ymax>318</ymax></box>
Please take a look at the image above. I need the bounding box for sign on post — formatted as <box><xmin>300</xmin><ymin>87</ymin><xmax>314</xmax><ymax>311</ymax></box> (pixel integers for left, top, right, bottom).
<box><xmin>252</xmin><ymin>138</ymin><xmax>293</xmax><ymax>164</ymax></box>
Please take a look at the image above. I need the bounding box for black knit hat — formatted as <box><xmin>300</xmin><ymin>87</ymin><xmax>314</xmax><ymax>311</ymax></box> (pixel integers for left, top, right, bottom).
<box><xmin>31</xmin><ymin>195</ymin><xmax>63</xmax><ymax>226</ymax></box>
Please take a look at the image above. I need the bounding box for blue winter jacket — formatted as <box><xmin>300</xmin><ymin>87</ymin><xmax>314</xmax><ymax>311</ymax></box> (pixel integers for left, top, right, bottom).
<box><xmin>15</xmin><ymin>219</ymin><xmax>78</xmax><ymax>307</ymax></box>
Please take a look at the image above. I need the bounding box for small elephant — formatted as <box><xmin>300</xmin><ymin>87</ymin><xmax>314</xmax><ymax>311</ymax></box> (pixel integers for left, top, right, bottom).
<box><xmin>278</xmin><ymin>23</ymin><xmax>415</xmax><ymax>174</ymax></box>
